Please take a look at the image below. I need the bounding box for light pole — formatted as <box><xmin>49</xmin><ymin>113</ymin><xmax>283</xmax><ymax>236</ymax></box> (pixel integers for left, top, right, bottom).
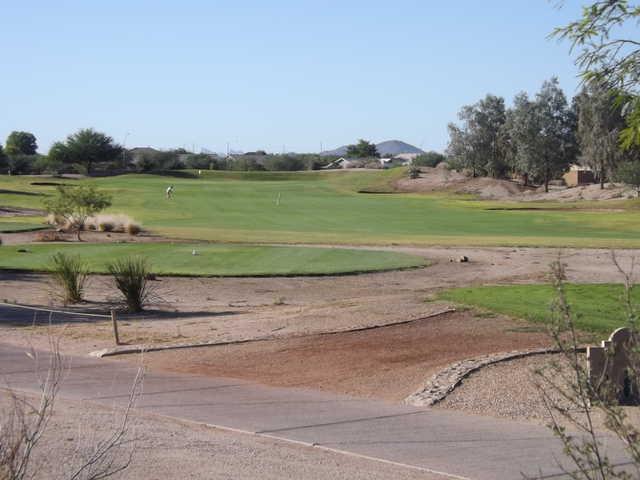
<box><xmin>122</xmin><ymin>131</ymin><xmax>131</xmax><ymax>170</ymax></box>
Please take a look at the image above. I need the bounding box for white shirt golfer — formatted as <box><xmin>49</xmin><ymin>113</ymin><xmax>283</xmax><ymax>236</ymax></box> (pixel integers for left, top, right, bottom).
<box><xmin>166</xmin><ymin>185</ymin><xmax>174</xmax><ymax>199</ymax></box>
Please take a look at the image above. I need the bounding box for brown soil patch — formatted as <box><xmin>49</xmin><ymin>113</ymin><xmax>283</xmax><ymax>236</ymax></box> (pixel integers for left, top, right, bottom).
<box><xmin>394</xmin><ymin>167</ymin><xmax>635</xmax><ymax>202</ymax></box>
<box><xmin>127</xmin><ymin>310</ymin><xmax>551</xmax><ymax>402</ymax></box>
<box><xmin>0</xmin><ymin>229</ymin><xmax>170</xmax><ymax>245</ymax></box>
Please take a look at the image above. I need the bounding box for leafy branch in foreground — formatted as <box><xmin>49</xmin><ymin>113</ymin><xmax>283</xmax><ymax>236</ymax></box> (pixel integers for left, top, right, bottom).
<box><xmin>528</xmin><ymin>255</ymin><xmax>640</xmax><ymax>479</ymax></box>
<box><xmin>552</xmin><ymin>1</ymin><xmax>640</xmax><ymax>149</ymax></box>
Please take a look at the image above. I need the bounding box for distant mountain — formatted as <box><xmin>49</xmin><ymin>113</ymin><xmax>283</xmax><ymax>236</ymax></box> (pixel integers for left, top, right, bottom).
<box><xmin>375</xmin><ymin>140</ymin><xmax>424</xmax><ymax>156</ymax></box>
<box><xmin>320</xmin><ymin>140</ymin><xmax>424</xmax><ymax>157</ymax></box>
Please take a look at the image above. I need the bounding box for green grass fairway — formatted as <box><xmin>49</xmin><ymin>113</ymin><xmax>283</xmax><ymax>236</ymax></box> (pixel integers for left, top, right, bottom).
<box><xmin>0</xmin><ymin>243</ymin><xmax>426</xmax><ymax>276</ymax></box>
<box><xmin>1</xmin><ymin>171</ymin><xmax>639</xmax><ymax>247</ymax></box>
<box><xmin>439</xmin><ymin>284</ymin><xmax>640</xmax><ymax>333</ymax></box>
<box><xmin>0</xmin><ymin>222</ymin><xmax>47</xmax><ymax>233</ymax></box>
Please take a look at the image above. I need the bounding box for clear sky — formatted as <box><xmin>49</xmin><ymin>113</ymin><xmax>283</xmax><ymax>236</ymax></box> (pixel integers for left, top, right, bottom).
<box><xmin>1</xmin><ymin>1</ymin><xmax>586</xmax><ymax>154</ymax></box>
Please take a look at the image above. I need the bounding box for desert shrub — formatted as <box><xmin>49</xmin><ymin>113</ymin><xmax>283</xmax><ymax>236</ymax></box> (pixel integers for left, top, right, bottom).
<box><xmin>407</xmin><ymin>165</ymin><xmax>421</xmax><ymax>179</ymax></box>
<box><xmin>412</xmin><ymin>151</ymin><xmax>445</xmax><ymax>168</ymax></box>
<box><xmin>98</xmin><ymin>221</ymin><xmax>114</xmax><ymax>232</ymax></box>
<box><xmin>32</xmin><ymin>155</ymin><xmax>63</xmax><ymax>174</ymax></box>
<box><xmin>50</xmin><ymin>252</ymin><xmax>88</xmax><ymax>304</ymax></box>
<box><xmin>88</xmin><ymin>214</ymin><xmax>139</xmax><ymax>234</ymax></box>
<box><xmin>125</xmin><ymin>222</ymin><xmax>142</xmax><ymax>235</ymax></box>
<box><xmin>107</xmin><ymin>256</ymin><xmax>151</xmax><ymax>312</ymax></box>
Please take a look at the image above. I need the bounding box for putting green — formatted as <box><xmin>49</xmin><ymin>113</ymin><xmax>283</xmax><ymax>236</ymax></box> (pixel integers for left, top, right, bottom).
<box><xmin>0</xmin><ymin>243</ymin><xmax>426</xmax><ymax>276</ymax></box>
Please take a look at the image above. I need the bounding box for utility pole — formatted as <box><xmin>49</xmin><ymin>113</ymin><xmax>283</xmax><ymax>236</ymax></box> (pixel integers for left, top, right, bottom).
<box><xmin>122</xmin><ymin>132</ymin><xmax>130</xmax><ymax>170</ymax></box>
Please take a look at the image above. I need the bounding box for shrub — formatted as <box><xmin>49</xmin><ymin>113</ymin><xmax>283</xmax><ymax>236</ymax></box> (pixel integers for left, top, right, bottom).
<box><xmin>50</xmin><ymin>252</ymin><xmax>88</xmax><ymax>304</ymax></box>
<box><xmin>412</xmin><ymin>151</ymin><xmax>446</xmax><ymax>168</ymax></box>
<box><xmin>98</xmin><ymin>221</ymin><xmax>114</xmax><ymax>232</ymax></box>
<box><xmin>408</xmin><ymin>165</ymin><xmax>421</xmax><ymax>179</ymax></box>
<box><xmin>125</xmin><ymin>222</ymin><xmax>142</xmax><ymax>235</ymax></box>
<box><xmin>107</xmin><ymin>256</ymin><xmax>152</xmax><ymax>312</ymax></box>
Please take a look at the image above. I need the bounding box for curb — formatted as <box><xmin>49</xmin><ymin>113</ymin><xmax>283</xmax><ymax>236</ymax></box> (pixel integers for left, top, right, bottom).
<box><xmin>89</xmin><ymin>307</ymin><xmax>456</xmax><ymax>358</ymax></box>
<box><xmin>405</xmin><ymin>346</ymin><xmax>587</xmax><ymax>407</ymax></box>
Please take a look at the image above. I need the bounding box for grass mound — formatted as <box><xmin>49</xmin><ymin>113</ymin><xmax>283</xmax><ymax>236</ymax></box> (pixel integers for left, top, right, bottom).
<box><xmin>0</xmin><ymin>243</ymin><xmax>426</xmax><ymax>277</ymax></box>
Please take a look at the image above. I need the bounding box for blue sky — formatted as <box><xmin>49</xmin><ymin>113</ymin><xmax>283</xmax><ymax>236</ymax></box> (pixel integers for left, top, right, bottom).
<box><xmin>1</xmin><ymin>1</ymin><xmax>585</xmax><ymax>154</ymax></box>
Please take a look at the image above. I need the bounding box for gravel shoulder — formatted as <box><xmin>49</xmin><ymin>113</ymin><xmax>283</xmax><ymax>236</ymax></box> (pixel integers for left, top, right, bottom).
<box><xmin>435</xmin><ymin>353</ymin><xmax>640</xmax><ymax>429</ymax></box>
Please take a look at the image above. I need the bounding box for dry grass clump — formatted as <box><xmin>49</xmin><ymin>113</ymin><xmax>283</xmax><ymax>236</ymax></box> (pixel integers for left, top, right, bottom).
<box><xmin>47</xmin><ymin>213</ymin><xmax>142</xmax><ymax>236</ymax></box>
<box><xmin>107</xmin><ymin>256</ymin><xmax>152</xmax><ymax>312</ymax></box>
<box><xmin>50</xmin><ymin>252</ymin><xmax>88</xmax><ymax>304</ymax></box>
<box><xmin>125</xmin><ymin>222</ymin><xmax>142</xmax><ymax>235</ymax></box>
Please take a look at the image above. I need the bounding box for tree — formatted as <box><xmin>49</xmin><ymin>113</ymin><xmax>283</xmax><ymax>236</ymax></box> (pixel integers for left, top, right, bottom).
<box><xmin>534</xmin><ymin>78</ymin><xmax>577</xmax><ymax>192</ymax></box>
<box><xmin>346</xmin><ymin>139</ymin><xmax>379</xmax><ymax>158</ymax></box>
<box><xmin>506</xmin><ymin>92</ymin><xmax>540</xmax><ymax>186</ymax></box>
<box><xmin>412</xmin><ymin>151</ymin><xmax>446</xmax><ymax>167</ymax></box>
<box><xmin>5</xmin><ymin>131</ymin><xmax>37</xmax><ymax>155</ymax></box>
<box><xmin>0</xmin><ymin>144</ymin><xmax>7</xmax><ymax>171</ymax></box>
<box><xmin>44</xmin><ymin>185</ymin><xmax>112</xmax><ymax>240</ymax></box>
<box><xmin>446</xmin><ymin>94</ymin><xmax>508</xmax><ymax>178</ymax></box>
<box><xmin>615</xmin><ymin>158</ymin><xmax>640</xmax><ymax>196</ymax></box>
<box><xmin>577</xmin><ymin>84</ymin><xmax>627</xmax><ymax>188</ymax></box>
<box><xmin>51</xmin><ymin>129</ymin><xmax>122</xmax><ymax>175</ymax></box>
<box><xmin>506</xmin><ymin>79</ymin><xmax>576</xmax><ymax>191</ymax></box>
<box><xmin>553</xmin><ymin>1</ymin><xmax>640</xmax><ymax>149</ymax></box>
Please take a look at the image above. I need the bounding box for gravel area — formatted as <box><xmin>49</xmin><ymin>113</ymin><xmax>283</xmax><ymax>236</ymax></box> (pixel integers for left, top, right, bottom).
<box><xmin>2</xmin><ymin>391</ymin><xmax>446</xmax><ymax>480</ymax></box>
<box><xmin>436</xmin><ymin>353</ymin><xmax>640</xmax><ymax>429</ymax></box>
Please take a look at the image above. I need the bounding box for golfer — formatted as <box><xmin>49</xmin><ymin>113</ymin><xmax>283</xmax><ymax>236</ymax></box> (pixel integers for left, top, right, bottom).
<box><xmin>166</xmin><ymin>185</ymin><xmax>174</xmax><ymax>199</ymax></box>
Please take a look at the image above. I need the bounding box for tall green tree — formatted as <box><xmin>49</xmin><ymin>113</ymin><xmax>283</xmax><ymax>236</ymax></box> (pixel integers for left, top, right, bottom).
<box><xmin>5</xmin><ymin>131</ymin><xmax>37</xmax><ymax>155</ymax></box>
<box><xmin>576</xmin><ymin>84</ymin><xmax>627</xmax><ymax>188</ymax></box>
<box><xmin>346</xmin><ymin>139</ymin><xmax>379</xmax><ymax>158</ymax></box>
<box><xmin>446</xmin><ymin>94</ymin><xmax>507</xmax><ymax>178</ymax></box>
<box><xmin>507</xmin><ymin>80</ymin><xmax>576</xmax><ymax>191</ymax></box>
<box><xmin>507</xmin><ymin>92</ymin><xmax>541</xmax><ymax>186</ymax></box>
<box><xmin>0</xmin><ymin>144</ymin><xmax>6</xmax><ymax>170</ymax></box>
<box><xmin>534</xmin><ymin>78</ymin><xmax>577</xmax><ymax>192</ymax></box>
<box><xmin>50</xmin><ymin>128</ymin><xmax>122</xmax><ymax>175</ymax></box>
<box><xmin>553</xmin><ymin>1</ymin><xmax>640</xmax><ymax>148</ymax></box>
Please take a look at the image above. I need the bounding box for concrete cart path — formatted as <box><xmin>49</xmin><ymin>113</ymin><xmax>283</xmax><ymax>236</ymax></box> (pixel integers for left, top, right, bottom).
<box><xmin>0</xmin><ymin>340</ymin><xmax>629</xmax><ymax>480</ymax></box>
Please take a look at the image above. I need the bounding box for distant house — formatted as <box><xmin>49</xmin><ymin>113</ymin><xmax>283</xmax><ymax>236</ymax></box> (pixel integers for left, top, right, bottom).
<box><xmin>379</xmin><ymin>158</ymin><xmax>405</xmax><ymax>169</ymax></box>
<box><xmin>128</xmin><ymin>147</ymin><xmax>160</xmax><ymax>164</ymax></box>
<box><xmin>563</xmin><ymin>164</ymin><xmax>595</xmax><ymax>187</ymax></box>
<box><xmin>322</xmin><ymin>157</ymin><xmax>355</xmax><ymax>169</ymax></box>
<box><xmin>393</xmin><ymin>153</ymin><xmax>420</xmax><ymax>163</ymax></box>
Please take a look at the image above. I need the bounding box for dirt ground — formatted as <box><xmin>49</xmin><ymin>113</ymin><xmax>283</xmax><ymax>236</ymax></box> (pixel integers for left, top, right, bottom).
<box><xmin>1</xmin><ymin>245</ymin><xmax>637</xmax><ymax>407</ymax></box>
<box><xmin>394</xmin><ymin>165</ymin><xmax>636</xmax><ymax>201</ymax></box>
<box><xmin>124</xmin><ymin>310</ymin><xmax>550</xmax><ymax>402</ymax></box>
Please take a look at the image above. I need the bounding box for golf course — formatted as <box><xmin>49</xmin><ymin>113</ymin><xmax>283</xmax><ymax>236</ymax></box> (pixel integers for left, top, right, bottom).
<box><xmin>1</xmin><ymin>170</ymin><xmax>639</xmax><ymax>250</ymax></box>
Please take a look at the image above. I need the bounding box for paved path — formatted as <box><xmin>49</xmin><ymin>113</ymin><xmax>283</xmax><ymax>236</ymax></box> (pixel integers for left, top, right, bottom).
<box><xmin>0</xmin><ymin>305</ymin><xmax>630</xmax><ymax>479</ymax></box>
<box><xmin>1</xmin><ymin>342</ymin><xmax>631</xmax><ymax>480</ymax></box>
